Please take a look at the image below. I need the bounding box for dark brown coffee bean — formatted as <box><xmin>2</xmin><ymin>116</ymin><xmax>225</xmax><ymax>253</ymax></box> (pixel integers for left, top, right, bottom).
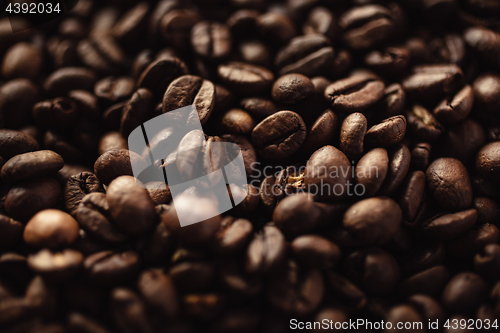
<box><xmin>44</xmin><ymin>67</ymin><xmax>97</xmax><ymax>97</ymax></box>
<box><xmin>385</xmin><ymin>305</ymin><xmax>423</xmax><ymax>333</ymax></box>
<box><xmin>77</xmin><ymin>35</ymin><xmax>126</xmax><ymax>75</ymax></box>
<box><xmin>343</xmin><ymin>197</ymin><xmax>402</xmax><ymax>245</ymax></box>
<box><xmin>245</xmin><ymin>224</ymin><xmax>286</xmax><ymax>275</ymax></box>
<box><xmin>43</xmin><ymin>131</ymin><xmax>84</xmax><ymax>163</ymax></box>
<box><xmin>2</xmin><ymin>42</ymin><xmax>42</xmax><ymax>80</ymax></box>
<box><xmin>442</xmin><ymin>272</ymin><xmax>490</xmax><ymax>314</ymax></box>
<box><xmin>304</xmin><ymin>145</ymin><xmax>352</xmax><ymax>201</ymax></box>
<box><xmin>1</xmin><ymin>150</ymin><xmax>63</xmax><ymax>182</ymax></box>
<box><xmin>365</xmin><ymin>115</ymin><xmax>407</xmax><ymax>147</ymax></box>
<box><xmin>411</xmin><ymin>142</ymin><xmax>431</xmax><ymax>171</ymax></box>
<box><xmin>0</xmin><ymin>213</ymin><xmax>23</xmax><ymax>247</ymax></box>
<box><xmin>162</xmin><ymin>75</ymin><xmax>215</xmax><ymax>125</ymax></box>
<box><xmin>355</xmin><ymin>148</ymin><xmax>389</xmax><ymax>197</ymax></box>
<box><xmin>68</xmin><ymin>90</ymin><xmax>100</xmax><ymax>120</ymax></box>
<box><xmin>219</xmin><ymin>109</ymin><xmax>255</xmax><ymax>135</ymax></box>
<box><xmin>251</xmin><ymin>110</ymin><xmax>306</xmax><ymax>159</ymax></box>
<box><xmin>340</xmin><ymin>112</ymin><xmax>367</xmax><ymax>160</ymax></box>
<box><xmin>240</xmin><ymin>97</ymin><xmax>277</xmax><ymax>120</ymax></box>
<box><xmin>371</xmin><ymin>83</ymin><xmax>407</xmax><ymax>121</ymax></box>
<box><xmin>324</xmin><ymin>74</ymin><xmax>385</xmax><ymax>113</ymax></box>
<box><xmin>472</xmin><ymin>73</ymin><xmax>500</xmax><ymax>118</ymax></box>
<box><xmin>222</xmin><ymin>134</ymin><xmax>258</xmax><ymax>178</ymax></box>
<box><xmin>24</xmin><ymin>209</ymin><xmax>79</xmax><ymax>249</ymax></box>
<box><xmin>191</xmin><ymin>21</ymin><xmax>231</xmax><ymax>60</ymax></box>
<box><xmin>256</xmin><ymin>12</ymin><xmax>297</xmax><ymax>45</ymax></box>
<box><xmin>27</xmin><ymin>249</ymin><xmax>83</xmax><ymax>281</ymax></box>
<box><xmin>138</xmin><ymin>269</ymin><xmax>179</xmax><ymax>318</ymax></box>
<box><xmin>325</xmin><ymin>271</ymin><xmax>367</xmax><ymax>312</ymax></box>
<box><xmin>67</xmin><ymin>312</ymin><xmax>112</xmax><ymax>333</ymax></box>
<box><xmin>300</xmin><ymin>109</ymin><xmax>337</xmax><ymax>156</ymax></box>
<box><xmin>94</xmin><ymin>76</ymin><xmax>134</xmax><ymax>107</ymax></box>
<box><xmin>64</xmin><ymin>172</ymin><xmax>104</xmax><ymax>216</ymax></box>
<box><xmin>434</xmin><ymin>85</ymin><xmax>474</xmax><ymax>123</ymax></box>
<box><xmin>111</xmin><ymin>2</ymin><xmax>150</xmax><ymax>48</ymax></box>
<box><xmin>121</xmin><ymin>88</ymin><xmax>154</xmax><ymax>138</ymax></box>
<box><xmin>106</xmin><ymin>176</ymin><xmax>157</xmax><ymax>235</ymax></box>
<box><xmin>98</xmin><ymin>132</ymin><xmax>127</xmax><ymax>155</ymax></box>
<box><xmin>211</xmin><ymin>217</ymin><xmax>253</xmax><ymax>255</ymax></box>
<box><xmin>399</xmin><ymin>171</ymin><xmax>426</xmax><ymax>221</ymax></box>
<box><xmin>25</xmin><ymin>275</ymin><xmax>57</xmax><ymax>319</ymax></box>
<box><xmin>136</xmin><ymin>57</ymin><xmax>189</xmax><ymax>97</ymax></box>
<box><xmin>273</xmin><ymin>193</ymin><xmax>321</xmax><ymax>235</ymax></box>
<box><xmin>303</xmin><ymin>7</ymin><xmax>336</xmax><ymax>40</ymax></box>
<box><xmin>364</xmin><ymin>46</ymin><xmax>410</xmax><ymax>76</ymax></box>
<box><xmin>476</xmin><ymin>142</ymin><xmax>500</xmax><ymax>183</ymax></box>
<box><xmin>447</xmin><ymin>223</ymin><xmax>500</xmax><ymax>259</ymax></box>
<box><xmin>136</xmin><ymin>211</ymin><xmax>176</xmax><ymax>263</ymax></box>
<box><xmin>144</xmin><ymin>182</ymin><xmax>171</xmax><ymax>205</ymax></box>
<box><xmin>32</xmin><ymin>97</ymin><xmax>80</xmax><ymax>130</ymax></box>
<box><xmin>398</xmin><ymin>266</ymin><xmax>450</xmax><ymax>297</ymax></box>
<box><xmin>291</xmin><ymin>235</ymin><xmax>340</xmax><ymax>269</ymax></box>
<box><xmin>84</xmin><ymin>251</ymin><xmax>140</xmax><ymax>286</ymax></box>
<box><xmin>474</xmin><ymin>244</ymin><xmax>500</xmax><ymax>280</ymax></box>
<box><xmin>422</xmin><ymin>209</ymin><xmax>478</xmax><ymax>240</ymax></box>
<box><xmin>275</xmin><ymin>34</ymin><xmax>334</xmax><ymax>77</ymax></box>
<box><xmin>5</xmin><ymin>178</ymin><xmax>61</xmax><ymax>221</ymax></box>
<box><xmin>227</xmin><ymin>9</ymin><xmax>259</xmax><ymax>37</ymax></box>
<box><xmin>464</xmin><ymin>26</ymin><xmax>500</xmax><ymax>70</ymax></box>
<box><xmin>218</xmin><ymin>62</ymin><xmax>274</xmax><ymax>96</ymax></box>
<box><xmin>183</xmin><ymin>293</ymin><xmax>226</xmax><ymax>321</ymax></box>
<box><xmin>440</xmin><ymin>119</ymin><xmax>485</xmax><ymax>165</ymax></box>
<box><xmin>110</xmin><ymin>288</ymin><xmax>153</xmax><ymax>333</ymax></box>
<box><xmin>405</xmin><ymin>105</ymin><xmax>443</xmax><ymax>141</ymax></box>
<box><xmin>272</xmin><ymin>73</ymin><xmax>314</xmax><ymax>104</ymax></box>
<box><xmin>426</xmin><ymin>158</ymin><xmax>473</xmax><ymax>211</ymax></box>
<box><xmin>94</xmin><ymin>149</ymin><xmax>147</xmax><ymax>185</ymax></box>
<box><xmin>170</xmin><ymin>261</ymin><xmax>214</xmax><ymax>292</ymax></box>
<box><xmin>402</xmin><ymin>64</ymin><xmax>463</xmax><ymax>101</ymax></box>
<box><xmin>378</xmin><ymin>144</ymin><xmax>411</xmax><ymax>195</ymax></box>
<box><xmin>473</xmin><ymin>197</ymin><xmax>500</xmax><ymax>225</ymax></box>
<box><xmin>259</xmin><ymin>175</ymin><xmax>277</xmax><ymax>211</ymax></box>
<box><xmin>0</xmin><ymin>79</ymin><xmax>40</xmax><ymax>128</ymax></box>
<box><xmin>160</xmin><ymin>9</ymin><xmax>201</xmax><ymax>51</ymax></box>
<box><xmin>0</xmin><ymin>129</ymin><xmax>39</xmax><ymax>159</ymax></box>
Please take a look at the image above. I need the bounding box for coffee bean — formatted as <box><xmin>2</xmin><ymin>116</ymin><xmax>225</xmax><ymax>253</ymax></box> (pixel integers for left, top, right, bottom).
<box><xmin>426</xmin><ymin>158</ymin><xmax>473</xmax><ymax>211</ymax></box>
<box><xmin>221</xmin><ymin>134</ymin><xmax>258</xmax><ymax>178</ymax></box>
<box><xmin>69</xmin><ymin>90</ymin><xmax>100</xmax><ymax>120</ymax></box>
<box><xmin>44</xmin><ymin>67</ymin><xmax>97</xmax><ymax>97</ymax></box>
<box><xmin>398</xmin><ymin>266</ymin><xmax>450</xmax><ymax>297</ymax></box>
<box><xmin>324</xmin><ymin>74</ymin><xmax>385</xmax><ymax>113</ymax></box>
<box><xmin>433</xmin><ymin>85</ymin><xmax>474</xmax><ymax>123</ymax></box>
<box><xmin>245</xmin><ymin>224</ymin><xmax>286</xmax><ymax>275</ymax></box>
<box><xmin>399</xmin><ymin>171</ymin><xmax>426</xmax><ymax>221</ymax></box>
<box><xmin>472</xmin><ymin>73</ymin><xmax>500</xmax><ymax>118</ymax></box>
<box><xmin>0</xmin><ymin>79</ymin><xmax>40</xmax><ymax>128</ymax></box>
<box><xmin>1</xmin><ymin>150</ymin><xmax>63</xmax><ymax>183</ymax></box>
<box><xmin>2</xmin><ymin>42</ymin><xmax>42</xmax><ymax>80</ymax></box>
<box><xmin>183</xmin><ymin>293</ymin><xmax>226</xmax><ymax>321</ymax></box>
<box><xmin>77</xmin><ymin>35</ymin><xmax>126</xmax><ymax>75</ymax></box>
<box><xmin>160</xmin><ymin>9</ymin><xmax>202</xmax><ymax>51</ymax></box>
<box><xmin>191</xmin><ymin>21</ymin><xmax>231</xmax><ymax>60</ymax></box>
<box><xmin>476</xmin><ymin>142</ymin><xmax>500</xmax><ymax>183</ymax></box>
<box><xmin>170</xmin><ymin>261</ymin><xmax>214</xmax><ymax>292</ymax></box>
<box><xmin>379</xmin><ymin>144</ymin><xmax>411</xmax><ymax>195</ymax></box>
<box><xmin>0</xmin><ymin>130</ymin><xmax>39</xmax><ymax>159</ymax></box>
<box><xmin>24</xmin><ymin>209</ymin><xmax>79</xmax><ymax>249</ymax></box>
<box><xmin>64</xmin><ymin>172</ymin><xmax>104</xmax><ymax>216</ymax></box>
<box><xmin>84</xmin><ymin>251</ymin><xmax>140</xmax><ymax>286</ymax></box>
<box><xmin>32</xmin><ymin>97</ymin><xmax>80</xmax><ymax>130</ymax></box>
<box><xmin>25</xmin><ymin>275</ymin><xmax>57</xmax><ymax>319</ymax></box>
<box><xmin>440</xmin><ymin>119</ymin><xmax>485</xmax><ymax>165</ymax></box>
<box><xmin>272</xmin><ymin>73</ymin><xmax>314</xmax><ymax>104</ymax></box>
<box><xmin>371</xmin><ymin>83</ymin><xmax>407</xmax><ymax>121</ymax></box>
<box><xmin>291</xmin><ymin>235</ymin><xmax>340</xmax><ymax>269</ymax></box>
<box><xmin>442</xmin><ymin>272</ymin><xmax>490</xmax><ymax>314</ymax></box>
<box><xmin>219</xmin><ymin>109</ymin><xmax>255</xmax><ymax>135</ymax></box>
<box><xmin>94</xmin><ymin>149</ymin><xmax>147</xmax><ymax>185</ymax></box>
<box><xmin>447</xmin><ymin>223</ymin><xmax>500</xmax><ymax>259</ymax></box>
<box><xmin>325</xmin><ymin>271</ymin><xmax>367</xmax><ymax>312</ymax></box>
<box><xmin>473</xmin><ymin>197</ymin><xmax>500</xmax><ymax>225</ymax></box>
<box><xmin>5</xmin><ymin>178</ymin><xmax>61</xmax><ymax>221</ymax></box>
<box><xmin>163</xmin><ymin>75</ymin><xmax>215</xmax><ymax>125</ymax></box>
<box><xmin>138</xmin><ymin>269</ymin><xmax>179</xmax><ymax>318</ymax></box>
<box><xmin>343</xmin><ymin>197</ymin><xmax>402</xmax><ymax>245</ymax></box>
<box><xmin>106</xmin><ymin>176</ymin><xmax>157</xmax><ymax>235</ymax></box>
<box><xmin>385</xmin><ymin>305</ymin><xmax>423</xmax><ymax>333</ymax></box>
<box><xmin>218</xmin><ymin>62</ymin><xmax>274</xmax><ymax>96</ymax></box>
<box><xmin>405</xmin><ymin>105</ymin><xmax>443</xmax><ymax>141</ymax></box>
<box><xmin>0</xmin><ymin>214</ymin><xmax>23</xmax><ymax>247</ymax></box>
<box><xmin>402</xmin><ymin>64</ymin><xmax>463</xmax><ymax>101</ymax></box>
<box><xmin>273</xmin><ymin>193</ymin><xmax>321</xmax><ymax>235</ymax></box>
<box><xmin>44</xmin><ymin>131</ymin><xmax>84</xmax><ymax>163</ymax></box>
<box><xmin>27</xmin><ymin>249</ymin><xmax>83</xmax><ymax>281</ymax></box>
<box><xmin>121</xmin><ymin>88</ymin><xmax>155</xmax><ymax>138</ymax></box>
<box><xmin>423</xmin><ymin>209</ymin><xmax>478</xmax><ymax>240</ymax></box>
<box><xmin>67</xmin><ymin>312</ymin><xmax>112</xmax><ymax>333</ymax></box>
<box><xmin>251</xmin><ymin>110</ymin><xmax>306</xmax><ymax>159</ymax></box>
<box><xmin>340</xmin><ymin>112</ymin><xmax>367</xmax><ymax>160</ymax></box>
<box><xmin>464</xmin><ymin>26</ymin><xmax>500</xmax><ymax>70</ymax></box>
<box><xmin>111</xmin><ymin>2</ymin><xmax>150</xmax><ymax>48</ymax></box>
<box><xmin>274</xmin><ymin>34</ymin><xmax>334</xmax><ymax>77</ymax></box>
<box><xmin>364</xmin><ymin>46</ymin><xmax>410</xmax><ymax>77</ymax></box>
<box><xmin>355</xmin><ymin>148</ymin><xmax>389</xmax><ymax>197</ymax></box>
<box><xmin>303</xmin><ymin>7</ymin><xmax>336</xmax><ymax>40</ymax></box>
<box><xmin>256</xmin><ymin>12</ymin><xmax>297</xmax><ymax>45</ymax></box>
<box><xmin>365</xmin><ymin>115</ymin><xmax>407</xmax><ymax>147</ymax></box>
<box><xmin>136</xmin><ymin>57</ymin><xmax>189</xmax><ymax>97</ymax></box>
<box><xmin>98</xmin><ymin>132</ymin><xmax>127</xmax><ymax>155</ymax></box>
<box><xmin>110</xmin><ymin>288</ymin><xmax>153</xmax><ymax>333</ymax></box>
<box><xmin>474</xmin><ymin>244</ymin><xmax>500</xmax><ymax>280</ymax></box>
<box><xmin>94</xmin><ymin>76</ymin><xmax>135</xmax><ymax>107</ymax></box>
<box><xmin>300</xmin><ymin>109</ymin><xmax>337</xmax><ymax>156</ymax></box>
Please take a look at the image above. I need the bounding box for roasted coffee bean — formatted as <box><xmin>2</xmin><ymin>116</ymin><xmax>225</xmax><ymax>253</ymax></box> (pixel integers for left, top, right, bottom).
<box><xmin>77</xmin><ymin>35</ymin><xmax>126</xmax><ymax>75</ymax></box>
<box><xmin>472</xmin><ymin>197</ymin><xmax>500</xmax><ymax>225</ymax></box>
<box><xmin>138</xmin><ymin>269</ymin><xmax>179</xmax><ymax>318</ymax></box>
<box><xmin>240</xmin><ymin>97</ymin><xmax>277</xmax><ymax>120</ymax></box>
<box><xmin>44</xmin><ymin>67</ymin><xmax>97</xmax><ymax>97</ymax></box>
<box><xmin>106</xmin><ymin>176</ymin><xmax>157</xmax><ymax>235</ymax></box>
<box><xmin>98</xmin><ymin>132</ymin><xmax>127</xmax><ymax>155</ymax></box>
<box><xmin>2</xmin><ymin>42</ymin><xmax>42</xmax><ymax>80</ymax></box>
<box><xmin>219</xmin><ymin>109</ymin><xmax>255</xmax><ymax>135</ymax></box>
<box><xmin>272</xmin><ymin>73</ymin><xmax>314</xmax><ymax>104</ymax></box>
<box><xmin>231</xmin><ymin>184</ymin><xmax>260</xmax><ymax>215</ymax></box>
<box><xmin>136</xmin><ymin>57</ymin><xmax>189</xmax><ymax>97</ymax></box>
<box><xmin>162</xmin><ymin>75</ymin><xmax>215</xmax><ymax>125</ymax></box>
<box><xmin>0</xmin><ymin>78</ymin><xmax>40</xmax><ymax>128</ymax></box>
<box><xmin>227</xmin><ymin>9</ymin><xmax>259</xmax><ymax>37</ymax></box>
<box><xmin>474</xmin><ymin>244</ymin><xmax>500</xmax><ymax>280</ymax></box>
<box><xmin>44</xmin><ymin>131</ymin><xmax>84</xmax><ymax>163</ymax></box>
<box><xmin>325</xmin><ymin>271</ymin><xmax>367</xmax><ymax>312</ymax></box>
<box><xmin>221</xmin><ymin>134</ymin><xmax>257</xmax><ymax>178</ymax></box>
<box><xmin>110</xmin><ymin>288</ymin><xmax>153</xmax><ymax>333</ymax></box>
<box><xmin>428</xmin><ymin>33</ymin><xmax>466</xmax><ymax>65</ymax></box>
<box><xmin>25</xmin><ymin>275</ymin><xmax>57</xmax><ymax>319</ymax></box>
<box><xmin>170</xmin><ymin>261</ymin><xmax>214</xmax><ymax>292</ymax></box>
<box><xmin>442</xmin><ymin>272</ymin><xmax>490</xmax><ymax>314</ymax></box>
<box><xmin>111</xmin><ymin>2</ymin><xmax>150</xmax><ymax>48</ymax></box>
<box><xmin>1</xmin><ymin>150</ymin><xmax>63</xmax><ymax>182</ymax></box>
<box><xmin>426</xmin><ymin>158</ymin><xmax>473</xmax><ymax>211</ymax></box>
<box><xmin>343</xmin><ymin>197</ymin><xmax>402</xmax><ymax>245</ymax></box>
<box><xmin>182</xmin><ymin>293</ymin><xmax>226</xmax><ymax>321</ymax></box>
<box><xmin>24</xmin><ymin>209</ymin><xmax>79</xmax><ymax>249</ymax></box>
<box><xmin>102</xmin><ymin>102</ymin><xmax>126</xmax><ymax>129</ymax></box>
<box><xmin>251</xmin><ymin>110</ymin><xmax>306</xmax><ymax>159</ymax></box>
<box><xmin>94</xmin><ymin>149</ymin><xmax>147</xmax><ymax>185</ymax></box>
<box><xmin>447</xmin><ymin>223</ymin><xmax>500</xmax><ymax>259</ymax></box>
<box><xmin>84</xmin><ymin>251</ymin><xmax>140</xmax><ymax>286</ymax></box>
<box><xmin>160</xmin><ymin>9</ymin><xmax>201</xmax><ymax>51</ymax></box>
<box><xmin>398</xmin><ymin>266</ymin><xmax>450</xmax><ymax>297</ymax></box>
<box><xmin>144</xmin><ymin>182</ymin><xmax>171</xmax><ymax>205</ymax></box>
<box><xmin>67</xmin><ymin>312</ymin><xmax>112</xmax><ymax>333</ymax></box>
<box><xmin>364</xmin><ymin>46</ymin><xmax>410</xmax><ymax>77</ymax></box>
<box><xmin>256</xmin><ymin>12</ymin><xmax>297</xmax><ymax>45</ymax></box>
<box><xmin>27</xmin><ymin>249</ymin><xmax>83</xmax><ymax>281</ymax></box>
<box><xmin>303</xmin><ymin>7</ymin><xmax>336</xmax><ymax>40</ymax></box>
<box><xmin>273</xmin><ymin>193</ymin><xmax>321</xmax><ymax>235</ymax></box>
<box><xmin>402</xmin><ymin>64</ymin><xmax>463</xmax><ymax>101</ymax></box>
<box><xmin>94</xmin><ymin>76</ymin><xmax>134</xmax><ymax>106</ymax></box>
<box><xmin>476</xmin><ymin>142</ymin><xmax>500</xmax><ymax>183</ymax></box>
<box><xmin>5</xmin><ymin>177</ymin><xmax>61</xmax><ymax>221</ymax></box>
<box><xmin>304</xmin><ymin>145</ymin><xmax>352</xmax><ymax>201</ymax></box>
<box><xmin>0</xmin><ymin>129</ymin><xmax>39</xmax><ymax>159</ymax></box>
<box><xmin>218</xmin><ymin>62</ymin><xmax>274</xmax><ymax>96</ymax></box>
<box><xmin>64</xmin><ymin>172</ymin><xmax>104</xmax><ymax>216</ymax></box>
<box><xmin>423</xmin><ymin>209</ymin><xmax>478</xmax><ymax>240</ymax></box>
<box><xmin>324</xmin><ymin>74</ymin><xmax>385</xmax><ymax>113</ymax></box>
<box><xmin>68</xmin><ymin>90</ymin><xmax>100</xmax><ymax>120</ymax></box>
<box><xmin>274</xmin><ymin>34</ymin><xmax>334</xmax><ymax>77</ymax></box>
<box><xmin>434</xmin><ymin>85</ymin><xmax>474</xmax><ymax>123</ymax></box>
<box><xmin>340</xmin><ymin>112</ymin><xmax>367</xmax><ymax>160</ymax></box>
<box><xmin>405</xmin><ymin>105</ymin><xmax>443</xmax><ymax>141</ymax></box>
<box><xmin>0</xmin><ymin>214</ymin><xmax>23</xmax><ymax>247</ymax></box>
<box><xmin>121</xmin><ymin>88</ymin><xmax>155</xmax><ymax>137</ymax></box>
<box><xmin>440</xmin><ymin>119</ymin><xmax>485</xmax><ymax>165</ymax></box>
<box><xmin>291</xmin><ymin>235</ymin><xmax>340</xmax><ymax>269</ymax></box>
<box><xmin>399</xmin><ymin>171</ymin><xmax>426</xmax><ymax>221</ymax></box>
<box><xmin>237</xmin><ymin>39</ymin><xmax>272</xmax><ymax>67</ymax></box>
<box><xmin>365</xmin><ymin>115</ymin><xmax>407</xmax><ymax>147</ymax></box>
<box><xmin>379</xmin><ymin>144</ymin><xmax>411</xmax><ymax>195</ymax></box>
<box><xmin>464</xmin><ymin>26</ymin><xmax>500</xmax><ymax>70</ymax></box>
<box><xmin>212</xmin><ymin>217</ymin><xmax>253</xmax><ymax>255</ymax></box>
<box><xmin>245</xmin><ymin>224</ymin><xmax>286</xmax><ymax>275</ymax></box>
<box><xmin>191</xmin><ymin>21</ymin><xmax>231</xmax><ymax>60</ymax></box>
<box><xmin>371</xmin><ymin>83</ymin><xmax>407</xmax><ymax>121</ymax></box>
<box><xmin>32</xmin><ymin>97</ymin><xmax>80</xmax><ymax>130</ymax></box>
<box><xmin>300</xmin><ymin>109</ymin><xmax>337</xmax><ymax>156</ymax></box>
<box><xmin>355</xmin><ymin>148</ymin><xmax>389</xmax><ymax>197</ymax></box>
<box><xmin>385</xmin><ymin>305</ymin><xmax>423</xmax><ymax>333</ymax></box>
<box><xmin>472</xmin><ymin>73</ymin><xmax>500</xmax><ymax>118</ymax></box>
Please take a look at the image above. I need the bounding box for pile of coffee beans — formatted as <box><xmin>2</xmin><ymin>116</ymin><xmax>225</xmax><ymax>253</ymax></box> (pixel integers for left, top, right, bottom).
<box><xmin>0</xmin><ymin>0</ymin><xmax>500</xmax><ymax>332</ymax></box>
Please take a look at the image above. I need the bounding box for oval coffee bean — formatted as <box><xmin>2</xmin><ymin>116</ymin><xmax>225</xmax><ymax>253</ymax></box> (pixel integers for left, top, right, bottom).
<box><xmin>24</xmin><ymin>209</ymin><xmax>79</xmax><ymax>249</ymax></box>
<box><xmin>340</xmin><ymin>112</ymin><xmax>367</xmax><ymax>161</ymax></box>
<box><xmin>442</xmin><ymin>272</ymin><xmax>490</xmax><ymax>314</ymax></box>
<box><xmin>191</xmin><ymin>21</ymin><xmax>231</xmax><ymax>60</ymax></box>
<box><xmin>0</xmin><ymin>78</ymin><xmax>40</xmax><ymax>128</ymax></box>
<box><xmin>77</xmin><ymin>35</ymin><xmax>126</xmax><ymax>75</ymax></box>
<box><xmin>136</xmin><ymin>57</ymin><xmax>189</xmax><ymax>96</ymax></box>
<box><xmin>476</xmin><ymin>142</ymin><xmax>500</xmax><ymax>183</ymax></box>
<box><xmin>399</xmin><ymin>171</ymin><xmax>426</xmax><ymax>221</ymax></box>
<box><xmin>422</xmin><ymin>209</ymin><xmax>478</xmax><ymax>240</ymax></box>
<box><xmin>300</xmin><ymin>109</ymin><xmax>337</xmax><ymax>156</ymax></box>
<box><xmin>398</xmin><ymin>266</ymin><xmax>450</xmax><ymax>297</ymax></box>
<box><xmin>343</xmin><ymin>196</ymin><xmax>402</xmax><ymax>245</ymax></box>
<box><xmin>272</xmin><ymin>73</ymin><xmax>314</xmax><ymax>104</ymax></box>
<box><xmin>251</xmin><ymin>110</ymin><xmax>306</xmax><ymax>159</ymax></box>
<box><xmin>1</xmin><ymin>150</ymin><xmax>63</xmax><ymax>182</ymax></box>
<box><xmin>426</xmin><ymin>158</ymin><xmax>473</xmax><ymax>211</ymax></box>
<box><xmin>138</xmin><ymin>269</ymin><xmax>179</xmax><ymax>318</ymax></box>
<box><xmin>27</xmin><ymin>249</ymin><xmax>83</xmax><ymax>281</ymax></box>
<box><xmin>291</xmin><ymin>235</ymin><xmax>341</xmax><ymax>269</ymax></box>
<box><xmin>472</xmin><ymin>73</ymin><xmax>500</xmax><ymax>118</ymax></box>
<box><xmin>365</xmin><ymin>115</ymin><xmax>406</xmax><ymax>148</ymax></box>
<box><xmin>464</xmin><ymin>27</ymin><xmax>500</xmax><ymax>70</ymax></box>
<box><xmin>94</xmin><ymin>76</ymin><xmax>135</xmax><ymax>106</ymax></box>
<box><xmin>64</xmin><ymin>172</ymin><xmax>104</xmax><ymax>215</ymax></box>
<box><xmin>245</xmin><ymin>224</ymin><xmax>286</xmax><ymax>275</ymax></box>
<box><xmin>0</xmin><ymin>129</ymin><xmax>39</xmax><ymax>159</ymax></box>
<box><xmin>273</xmin><ymin>193</ymin><xmax>321</xmax><ymax>235</ymax></box>
<box><xmin>474</xmin><ymin>244</ymin><xmax>500</xmax><ymax>280</ymax></box>
<box><xmin>355</xmin><ymin>148</ymin><xmax>388</xmax><ymax>197</ymax></box>
<box><xmin>2</xmin><ymin>42</ymin><xmax>42</xmax><ymax>80</ymax></box>
<box><xmin>378</xmin><ymin>144</ymin><xmax>411</xmax><ymax>195</ymax></box>
<box><xmin>212</xmin><ymin>217</ymin><xmax>253</xmax><ymax>255</ymax></box>
<box><xmin>405</xmin><ymin>105</ymin><xmax>443</xmax><ymax>141</ymax></box>
<box><xmin>218</xmin><ymin>62</ymin><xmax>274</xmax><ymax>96</ymax></box>
<box><xmin>94</xmin><ymin>149</ymin><xmax>147</xmax><ymax>185</ymax></box>
<box><xmin>85</xmin><ymin>251</ymin><xmax>141</xmax><ymax>286</ymax></box>
<box><xmin>120</xmin><ymin>88</ymin><xmax>155</xmax><ymax>137</ymax></box>
<box><xmin>44</xmin><ymin>67</ymin><xmax>97</xmax><ymax>97</ymax></box>
<box><xmin>106</xmin><ymin>176</ymin><xmax>157</xmax><ymax>235</ymax></box>
<box><xmin>402</xmin><ymin>64</ymin><xmax>463</xmax><ymax>101</ymax></box>
<box><xmin>0</xmin><ymin>214</ymin><xmax>23</xmax><ymax>247</ymax></box>
<box><xmin>433</xmin><ymin>85</ymin><xmax>474</xmax><ymax>123</ymax></box>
